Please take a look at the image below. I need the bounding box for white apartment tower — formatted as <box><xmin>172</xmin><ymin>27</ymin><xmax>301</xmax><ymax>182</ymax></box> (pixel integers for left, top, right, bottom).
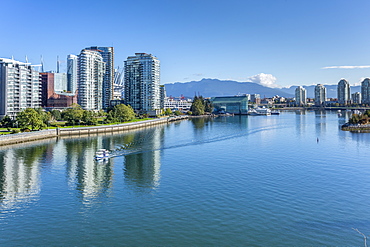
<box><xmin>124</xmin><ymin>53</ymin><xmax>161</xmax><ymax>112</ymax></box>
<box><xmin>314</xmin><ymin>84</ymin><xmax>326</xmax><ymax>106</ymax></box>
<box><xmin>295</xmin><ymin>86</ymin><xmax>307</xmax><ymax>106</ymax></box>
<box><xmin>337</xmin><ymin>79</ymin><xmax>350</xmax><ymax>105</ymax></box>
<box><xmin>352</xmin><ymin>92</ymin><xmax>362</xmax><ymax>104</ymax></box>
<box><xmin>361</xmin><ymin>78</ymin><xmax>370</xmax><ymax>104</ymax></box>
<box><xmin>85</xmin><ymin>46</ymin><xmax>114</xmax><ymax>109</ymax></box>
<box><xmin>0</xmin><ymin>58</ymin><xmax>41</xmax><ymax>119</ymax></box>
<box><xmin>77</xmin><ymin>49</ymin><xmax>105</xmax><ymax>110</ymax></box>
<box><xmin>67</xmin><ymin>54</ymin><xmax>78</xmax><ymax>94</ymax></box>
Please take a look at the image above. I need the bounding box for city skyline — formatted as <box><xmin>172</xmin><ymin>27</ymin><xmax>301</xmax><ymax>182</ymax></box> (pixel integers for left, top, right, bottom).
<box><xmin>1</xmin><ymin>0</ymin><xmax>370</xmax><ymax>88</ymax></box>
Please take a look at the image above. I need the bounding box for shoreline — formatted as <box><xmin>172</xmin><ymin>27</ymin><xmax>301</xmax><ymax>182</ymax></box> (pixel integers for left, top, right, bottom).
<box><xmin>0</xmin><ymin>116</ymin><xmax>188</xmax><ymax>147</ymax></box>
<box><xmin>341</xmin><ymin>124</ymin><xmax>370</xmax><ymax>131</ymax></box>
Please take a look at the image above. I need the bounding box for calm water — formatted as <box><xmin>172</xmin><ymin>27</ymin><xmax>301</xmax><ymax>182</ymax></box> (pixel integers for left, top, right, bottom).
<box><xmin>1</xmin><ymin>111</ymin><xmax>370</xmax><ymax>246</ymax></box>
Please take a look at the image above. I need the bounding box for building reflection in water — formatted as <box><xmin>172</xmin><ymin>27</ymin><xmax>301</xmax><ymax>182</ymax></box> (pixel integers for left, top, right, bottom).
<box><xmin>295</xmin><ymin>110</ymin><xmax>306</xmax><ymax>136</ymax></box>
<box><xmin>123</xmin><ymin>126</ymin><xmax>164</xmax><ymax>192</ymax></box>
<box><xmin>0</xmin><ymin>143</ymin><xmax>48</xmax><ymax>210</ymax></box>
<box><xmin>315</xmin><ymin>110</ymin><xmax>326</xmax><ymax>136</ymax></box>
<box><xmin>62</xmin><ymin>136</ymin><xmax>114</xmax><ymax>203</ymax></box>
<box><xmin>0</xmin><ymin>124</ymin><xmax>167</xmax><ymax>209</ymax></box>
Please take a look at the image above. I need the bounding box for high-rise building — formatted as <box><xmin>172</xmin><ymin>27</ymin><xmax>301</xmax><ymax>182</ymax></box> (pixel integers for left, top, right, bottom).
<box><xmin>67</xmin><ymin>54</ymin><xmax>78</xmax><ymax>94</ymax></box>
<box><xmin>314</xmin><ymin>84</ymin><xmax>326</xmax><ymax>106</ymax></box>
<box><xmin>0</xmin><ymin>58</ymin><xmax>41</xmax><ymax>119</ymax></box>
<box><xmin>159</xmin><ymin>85</ymin><xmax>166</xmax><ymax>109</ymax></box>
<box><xmin>85</xmin><ymin>46</ymin><xmax>114</xmax><ymax>109</ymax></box>
<box><xmin>337</xmin><ymin>79</ymin><xmax>350</xmax><ymax>105</ymax></box>
<box><xmin>361</xmin><ymin>78</ymin><xmax>370</xmax><ymax>104</ymax></box>
<box><xmin>124</xmin><ymin>53</ymin><xmax>161</xmax><ymax>112</ymax></box>
<box><xmin>295</xmin><ymin>86</ymin><xmax>306</xmax><ymax>106</ymax></box>
<box><xmin>352</xmin><ymin>92</ymin><xmax>362</xmax><ymax>104</ymax></box>
<box><xmin>77</xmin><ymin>49</ymin><xmax>105</xmax><ymax>110</ymax></box>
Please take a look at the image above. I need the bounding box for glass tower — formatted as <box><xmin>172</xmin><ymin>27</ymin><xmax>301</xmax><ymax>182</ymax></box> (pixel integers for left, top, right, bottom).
<box><xmin>361</xmin><ymin>78</ymin><xmax>370</xmax><ymax>104</ymax></box>
<box><xmin>337</xmin><ymin>79</ymin><xmax>350</xmax><ymax>105</ymax></box>
<box><xmin>314</xmin><ymin>84</ymin><xmax>326</xmax><ymax>106</ymax></box>
<box><xmin>67</xmin><ymin>54</ymin><xmax>78</xmax><ymax>94</ymax></box>
<box><xmin>295</xmin><ymin>86</ymin><xmax>307</xmax><ymax>106</ymax></box>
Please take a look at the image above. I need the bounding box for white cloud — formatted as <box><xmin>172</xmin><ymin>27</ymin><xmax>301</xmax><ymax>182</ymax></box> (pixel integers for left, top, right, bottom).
<box><xmin>248</xmin><ymin>73</ymin><xmax>279</xmax><ymax>88</ymax></box>
<box><xmin>322</xmin><ymin>65</ymin><xmax>370</xmax><ymax>69</ymax></box>
<box><xmin>352</xmin><ymin>77</ymin><xmax>367</xmax><ymax>86</ymax></box>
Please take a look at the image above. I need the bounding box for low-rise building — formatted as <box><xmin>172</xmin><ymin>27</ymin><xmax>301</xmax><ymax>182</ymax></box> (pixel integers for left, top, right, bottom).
<box><xmin>164</xmin><ymin>97</ymin><xmax>192</xmax><ymax>111</ymax></box>
<box><xmin>40</xmin><ymin>72</ymin><xmax>77</xmax><ymax>108</ymax></box>
<box><xmin>211</xmin><ymin>96</ymin><xmax>249</xmax><ymax>114</ymax></box>
<box><xmin>250</xmin><ymin>94</ymin><xmax>260</xmax><ymax>104</ymax></box>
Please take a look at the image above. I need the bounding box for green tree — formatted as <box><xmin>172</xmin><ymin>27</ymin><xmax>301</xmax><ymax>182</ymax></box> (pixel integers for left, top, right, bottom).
<box><xmin>50</xmin><ymin>109</ymin><xmax>62</xmax><ymax>121</ymax></box>
<box><xmin>17</xmin><ymin>108</ymin><xmax>45</xmax><ymax>131</ymax></box>
<box><xmin>108</xmin><ymin>104</ymin><xmax>135</xmax><ymax>123</ymax></box>
<box><xmin>82</xmin><ymin>110</ymin><xmax>98</xmax><ymax>125</ymax></box>
<box><xmin>0</xmin><ymin>115</ymin><xmax>14</xmax><ymax>128</ymax></box>
<box><xmin>164</xmin><ymin>108</ymin><xmax>172</xmax><ymax>116</ymax></box>
<box><xmin>97</xmin><ymin>109</ymin><xmax>107</xmax><ymax>117</ymax></box>
<box><xmin>62</xmin><ymin>104</ymin><xmax>84</xmax><ymax>125</ymax></box>
<box><xmin>190</xmin><ymin>95</ymin><xmax>198</xmax><ymax>113</ymax></box>
<box><xmin>204</xmin><ymin>99</ymin><xmax>213</xmax><ymax>113</ymax></box>
<box><xmin>191</xmin><ymin>96</ymin><xmax>205</xmax><ymax>115</ymax></box>
<box><xmin>35</xmin><ymin>108</ymin><xmax>51</xmax><ymax>127</ymax></box>
<box><xmin>174</xmin><ymin>110</ymin><xmax>182</xmax><ymax>116</ymax></box>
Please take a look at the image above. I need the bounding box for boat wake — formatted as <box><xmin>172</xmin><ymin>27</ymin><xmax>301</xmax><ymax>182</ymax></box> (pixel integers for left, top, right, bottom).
<box><xmin>104</xmin><ymin>124</ymin><xmax>288</xmax><ymax>158</ymax></box>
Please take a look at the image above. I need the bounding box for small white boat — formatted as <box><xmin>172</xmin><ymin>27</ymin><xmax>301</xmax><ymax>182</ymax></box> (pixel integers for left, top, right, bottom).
<box><xmin>95</xmin><ymin>149</ymin><xmax>110</xmax><ymax>160</ymax></box>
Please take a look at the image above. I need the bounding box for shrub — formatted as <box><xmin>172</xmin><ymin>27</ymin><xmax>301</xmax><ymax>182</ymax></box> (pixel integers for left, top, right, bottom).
<box><xmin>11</xmin><ymin>129</ymin><xmax>20</xmax><ymax>134</ymax></box>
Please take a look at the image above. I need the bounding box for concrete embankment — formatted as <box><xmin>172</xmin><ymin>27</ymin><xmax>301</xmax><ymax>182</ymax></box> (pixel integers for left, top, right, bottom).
<box><xmin>341</xmin><ymin>124</ymin><xmax>370</xmax><ymax>131</ymax></box>
<box><xmin>0</xmin><ymin>116</ymin><xmax>189</xmax><ymax>146</ymax></box>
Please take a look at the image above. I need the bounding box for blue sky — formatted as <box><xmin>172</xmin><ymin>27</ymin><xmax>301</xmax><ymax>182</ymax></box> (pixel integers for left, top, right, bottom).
<box><xmin>1</xmin><ymin>0</ymin><xmax>370</xmax><ymax>88</ymax></box>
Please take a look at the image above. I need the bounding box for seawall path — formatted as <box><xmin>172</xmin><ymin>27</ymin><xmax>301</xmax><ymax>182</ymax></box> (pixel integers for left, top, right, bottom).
<box><xmin>0</xmin><ymin>116</ymin><xmax>188</xmax><ymax>147</ymax></box>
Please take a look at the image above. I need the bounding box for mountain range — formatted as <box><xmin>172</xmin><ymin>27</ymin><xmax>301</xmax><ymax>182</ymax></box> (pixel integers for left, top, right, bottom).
<box><xmin>164</xmin><ymin>78</ymin><xmax>361</xmax><ymax>99</ymax></box>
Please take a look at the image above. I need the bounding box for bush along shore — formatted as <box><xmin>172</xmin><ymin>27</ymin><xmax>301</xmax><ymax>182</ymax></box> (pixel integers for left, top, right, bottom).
<box><xmin>0</xmin><ymin>115</ymin><xmax>188</xmax><ymax>146</ymax></box>
<box><xmin>341</xmin><ymin>109</ymin><xmax>370</xmax><ymax>131</ymax></box>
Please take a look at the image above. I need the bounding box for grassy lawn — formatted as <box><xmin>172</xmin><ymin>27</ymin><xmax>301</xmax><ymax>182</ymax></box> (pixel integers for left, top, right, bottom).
<box><xmin>0</xmin><ymin>131</ymin><xmax>11</xmax><ymax>135</ymax></box>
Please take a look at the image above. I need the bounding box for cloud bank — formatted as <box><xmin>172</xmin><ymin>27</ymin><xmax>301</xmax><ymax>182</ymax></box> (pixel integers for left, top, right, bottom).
<box><xmin>322</xmin><ymin>65</ymin><xmax>370</xmax><ymax>69</ymax></box>
<box><xmin>248</xmin><ymin>73</ymin><xmax>279</xmax><ymax>88</ymax></box>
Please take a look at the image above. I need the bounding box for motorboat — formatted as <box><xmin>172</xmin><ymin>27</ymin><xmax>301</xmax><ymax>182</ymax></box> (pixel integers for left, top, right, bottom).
<box><xmin>248</xmin><ymin>107</ymin><xmax>271</xmax><ymax>116</ymax></box>
<box><xmin>95</xmin><ymin>149</ymin><xmax>110</xmax><ymax>160</ymax></box>
<box><xmin>271</xmin><ymin>110</ymin><xmax>280</xmax><ymax>115</ymax></box>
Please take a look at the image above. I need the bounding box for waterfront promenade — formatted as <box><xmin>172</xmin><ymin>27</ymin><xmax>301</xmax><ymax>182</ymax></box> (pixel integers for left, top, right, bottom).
<box><xmin>0</xmin><ymin>115</ymin><xmax>188</xmax><ymax>146</ymax></box>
